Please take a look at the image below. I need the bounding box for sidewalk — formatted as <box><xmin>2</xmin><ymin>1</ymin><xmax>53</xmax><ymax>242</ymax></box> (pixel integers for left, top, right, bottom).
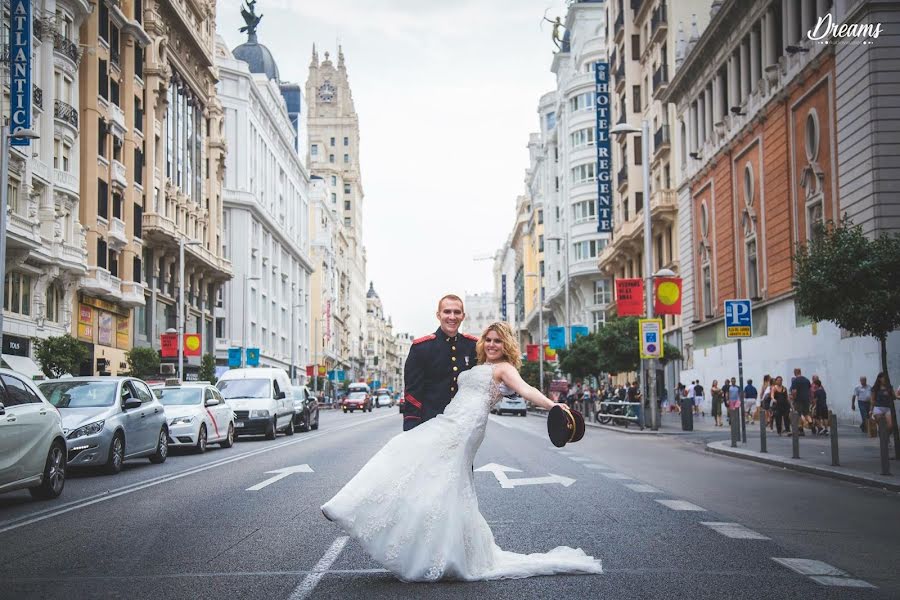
<box><xmin>529</xmin><ymin>406</ymin><xmax>725</xmax><ymax>435</ymax></box>
<box><xmin>706</xmin><ymin>421</ymin><xmax>900</xmax><ymax>492</ymax></box>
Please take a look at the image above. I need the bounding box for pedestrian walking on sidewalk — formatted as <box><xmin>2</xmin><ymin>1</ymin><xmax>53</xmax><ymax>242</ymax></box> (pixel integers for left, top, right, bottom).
<box><xmin>811</xmin><ymin>375</ymin><xmax>829</xmax><ymax>435</ymax></box>
<box><xmin>790</xmin><ymin>368</ymin><xmax>812</xmax><ymax>436</ymax></box>
<box><xmin>710</xmin><ymin>380</ymin><xmax>724</xmax><ymax>427</ymax></box>
<box><xmin>761</xmin><ymin>374</ymin><xmax>774</xmax><ymax>431</ymax></box>
<box><xmin>694</xmin><ymin>380</ymin><xmax>706</xmax><ymax>417</ymax></box>
<box><xmin>851</xmin><ymin>376</ymin><xmax>873</xmax><ymax>433</ymax></box>
<box><xmin>871</xmin><ymin>372</ymin><xmax>894</xmax><ymax>434</ymax></box>
<box><xmin>744</xmin><ymin>379</ymin><xmax>758</xmax><ymax>424</ymax></box>
<box><xmin>771</xmin><ymin>376</ymin><xmax>791</xmax><ymax>435</ymax></box>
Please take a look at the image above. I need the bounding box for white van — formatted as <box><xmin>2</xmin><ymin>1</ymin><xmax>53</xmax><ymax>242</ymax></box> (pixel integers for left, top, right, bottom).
<box><xmin>216</xmin><ymin>368</ymin><xmax>294</xmax><ymax>439</ymax></box>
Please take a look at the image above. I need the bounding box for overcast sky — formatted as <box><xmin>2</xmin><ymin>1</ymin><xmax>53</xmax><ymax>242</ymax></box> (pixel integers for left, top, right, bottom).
<box><xmin>217</xmin><ymin>0</ymin><xmax>568</xmax><ymax>336</ymax></box>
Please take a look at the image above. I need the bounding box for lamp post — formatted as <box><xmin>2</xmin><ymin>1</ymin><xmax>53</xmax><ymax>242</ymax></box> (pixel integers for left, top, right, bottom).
<box><xmin>0</xmin><ymin>127</ymin><xmax>40</xmax><ymax>347</ymax></box>
<box><xmin>525</xmin><ymin>272</ymin><xmax>544</xmax><ymax>393</ymax></box>
<box><xmin>242</xmin><ymin>274</ymin><xmax>261</xmax><ymax>367</ymax></box>
<box><xmin>611</xmin><ymin>119</ymin><xmax>659</xmax><ymax>430</ymax></box>
<box><xmin>178</xmin><ymin>238</ymin><xmax>202</xmax><ymax>381</ymax></box>
<box><xmin>290</xmin><ymin>299</ymin><xmax>304</xmax><ymax>384</ymax></box>
<box><xmin>547</xmin><ymin>232</ymin><xmax>570</xmax><ymax>347</ymax></box>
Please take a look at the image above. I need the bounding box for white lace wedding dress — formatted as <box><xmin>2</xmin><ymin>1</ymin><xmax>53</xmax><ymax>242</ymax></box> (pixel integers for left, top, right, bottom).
<box><xmin>321</xmin><ymin>363</ymin><xmax>603</xmax><ymax>582</ymax></box>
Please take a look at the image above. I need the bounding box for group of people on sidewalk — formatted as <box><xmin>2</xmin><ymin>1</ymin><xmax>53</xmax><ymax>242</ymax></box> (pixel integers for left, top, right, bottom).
<box><xmin>676</xmin><ymin>369</ymin><xmax>897</xmax><ymax>437</ymax></box>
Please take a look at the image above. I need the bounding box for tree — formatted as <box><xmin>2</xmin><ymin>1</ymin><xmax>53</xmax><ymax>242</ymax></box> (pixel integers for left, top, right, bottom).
<box><xmin>199</xmin><ymin>353</ymin><xmax>217</xmax><ymax>384</ymax></box>
<box><xmin>519</xmin><ymin>360</ymin><xmax>555</xmax><ymax>392</ymax></box>
<box><xmin>126</xmin><ymin>346</ymin><xmax>160</xmax><ymax>379</ymax></box>
<box><xmin>33</xmin><ymin>335</ymin><xmax>89</xmax><ymax>378</ymax></box>
<box><xmin>558</xmin><ymin>333</ymin><xmax>603</xmax><ymax>380</ymax></box>
<box><xmin>794</xmin><ymin>218</ymin><xmax>900</xmax><ymax>376</ymax></box>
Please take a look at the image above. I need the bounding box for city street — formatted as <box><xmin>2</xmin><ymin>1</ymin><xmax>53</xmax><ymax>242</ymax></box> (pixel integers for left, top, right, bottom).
<box><xmin>1</xmin><ymin>409</ymin><xmax>897</xmax><ymax>599</ymax></box>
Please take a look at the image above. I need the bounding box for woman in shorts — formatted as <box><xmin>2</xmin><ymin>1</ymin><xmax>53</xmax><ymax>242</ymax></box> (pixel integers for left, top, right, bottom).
<box><xmin>871</xmin><ymin>372</ymin><xmax>894</xmax><ymax>433</ymax></box>
<box><xmin>811</xmin><ymin>375</ymin><xmax>829</xmax><ymax>435</ymax></box>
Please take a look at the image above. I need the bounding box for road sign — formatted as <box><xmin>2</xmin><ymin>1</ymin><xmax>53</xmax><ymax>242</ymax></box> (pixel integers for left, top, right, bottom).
<box><xmin>548</xmin><ymin>326</ymin><xmax>566</xmax><ymax>349</ymax></box>
<box><xmin>724</xmin><ymin>299</ymin><xmax>753</xmax><ymax>338</ymax></box>
<box><xmin>475</xmin><ymin>463</ymin><xmax>575</xmax><ymax>489</ymax></box>
<box><xmin>639</xmin><ymin>318</ymin><xmax>663</xmax><ymax>359</ymax></box>
<box><xmin>246</xmin><ymin>347</ymin><xmax>260</xmax><ymax>366</ymax></box>
<box><xmin>228</xmin><ymin>348</ymin><xmax>242</xmax><ymax>367</ymax></box>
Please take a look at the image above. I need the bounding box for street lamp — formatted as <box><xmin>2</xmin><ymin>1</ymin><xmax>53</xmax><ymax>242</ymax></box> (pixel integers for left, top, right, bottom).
<box><xmin>242</xmin><ymin>273</ymin><xmax>261</xmax><ymax>367</ymax></box>
<box><xmin>0</xmin><ymin>127</ymin><xmax>40</xmax><ymax>347</ymax></box>
<box><xmin>546</xmin><ymin>233</ymin><xmax>570</xmax><ymax>348</ymax></box>
<box><xmin>524</xmin><ymin>272</ymin><xmax>545</xmax><ymax>393</ymax></box>
<box><xmin>611</xmin><ymin>120</ymin><xmax>660</xmax><ymax>430</ymax></box>
<box><xmin>178</xmin><ymin>238</ymin><xmax>202</xmax><ymax>381</ymax></box>
<box><xmin>290</xmin><ymin>298</ymin><xmax>304</xmax><ymax>384</ymax></box>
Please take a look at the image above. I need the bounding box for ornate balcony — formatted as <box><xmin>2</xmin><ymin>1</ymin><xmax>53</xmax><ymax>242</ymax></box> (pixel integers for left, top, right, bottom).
<box><xmin>111</xmin><ymin>159</ymin><xmax>128</xmax><ymax>189</ymax></box>
<box><xmin>653</xmin><ymin>124</ymin><xmax>670</xmax><ymax>159</ymax></box>
<box><xmin>614</xmin><ymin>11</ymin><xmax>624</xmax><ymax>42</ymax></box>
<box><xmin>82</xmin><ymin>267</ymin><xmax>122</xmax><ymax>301</ymax></box>
<box><xmin>53</xmin><ymin>168</ymin><xmax>79</xmax><ymax>198</ymax></box>
<box><xmin>108</xmin><ymin>103</ymin><xmax>127</xmax><ymax>139</ymax></box>
<box><xmin>652</xmin><ymin>63</ymin><xmax>669</xmax><ymax>98</ymax></box>
<box><xmin>120</xmin><ymin>281</ymin><xmax>147</xmax><ymax>307</ymax></box>
<box><xmin>53</xmin><ymin>31</ymin><xmax>80</xmax><ymax>65</ymax></box>
<box><xmin>108</xmin><ymin>217</ymin><xmax>128</xmax><ymax>250</ymax></box>
<box><xmin>651</xmin><ymin>3</ymin><xmax>668</xmax><ymax>44</ymax></box>
<box><xmin>54</xmin><ymin>100</ymin><xmax>79</xmax><ymax>130</ymax></box>
<box><xmin>33</xmin><ymin>85</ymin><xmax>42</xmax><ymax>110</ymax></box>
<box><xmin>617</xmin><ymin>165</ymin><xmax>629</xmax><ymax>189</ymax></box>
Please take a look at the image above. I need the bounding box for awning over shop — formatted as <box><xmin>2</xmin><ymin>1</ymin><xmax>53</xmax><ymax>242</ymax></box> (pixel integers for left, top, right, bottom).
<box><xmin>1</xmin><ymin>354</ymin><xmax>45</xmax><ymax>380</ymax></box>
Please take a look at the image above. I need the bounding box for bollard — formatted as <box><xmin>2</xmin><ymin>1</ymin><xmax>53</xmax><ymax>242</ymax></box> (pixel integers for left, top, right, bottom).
<box><xmin>791</xmin><ymin>411</ymin><xmax>800</xmax><ymax>459</ymax></box>
<box><xmin>878</xmin><ymin>416</ymin><xmax>891</xmax><ymax>476</ymax></box>
<box><xmin>829</xmin><ymin>411</ymin><xmax>839</xmax><ymax>467</ymax></box>
<box><xmin>760</xmin><ymin>411</ymin><xmax>767</xmax><ymax>454</ymax></box>
<box><xmin>681</xmin><ymin>398</ymin><xmax>694</xmax><ymax>431</ymax></box>
<box><xmin>730</xmin><ymin>409</ymin><xmax>739</xmax><ymax>448</ymax></box>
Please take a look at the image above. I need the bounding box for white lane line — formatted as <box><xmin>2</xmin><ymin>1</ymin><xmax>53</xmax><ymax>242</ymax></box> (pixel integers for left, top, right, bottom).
<box><xmin>288</xmin><ymin>536</ymin><xmax>349</xmax><ymax>600</ymax></box>
<box><xmin>600</xmin><ymin>473</ymin><xmax>633</xmax><ymax>480</ymax></box>
<box><xmin>624</xmin><ymin>484</ymin><xmax>660</xmax><ymax>493</ymax></box>
<box><xmin>0</xmin><ymin>414</ymin><xmax>395</xmax><ymax>535</ymax></box>
<box><xmin>655</xmin><ymin>499</ymin><xmax>706</xmax><ymax>511</ymax></box>
<box><xmin>771</xmin><ymin>558</ymin><xmax>876</xmax><ymax>588</ymax></box>
<box><xmin>701</xmin><ymin>522</ymin><xmax>769</xmax><ymax>540</ymax></box>
<box><xmin>569</xmin><ymin>457</ymin><xmax>591</xmax><ymax>462</ymax></box>
<box><xmin>583</xmin><ymin>464</ymin><xmax>610</xmax><ymax>470</ymax></box>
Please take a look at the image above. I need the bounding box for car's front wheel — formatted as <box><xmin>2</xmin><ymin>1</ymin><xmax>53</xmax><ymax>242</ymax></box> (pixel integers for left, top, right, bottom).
<box><xmin>149</xmin><ymin>428</ymin><xmax>168</xmax><ymax>464</ymax></box>
<box><xmin>104</xmin><ymin>433</ymin><xmax>125</xmax><ymax>475</ymax></box>
<box><xmin>195</xmin><ymin>425</ymin><xmax>208</xmax><ymax>453</ymax></box>
<box><xmin>310</xmin><ymin>410</ymin><xmax>319</xmax><ymax>430</ymax></box>
<box><xmin>30</xmin><ymin>441</ymin><xmax>67</xmax><ymax>500</ymax></box>
<box><xmin>284</xmin><ymin>418</ymin><xmax>294</xmax><ymax>436</ymax></box>
<box><xmin>265</xmin><ymin>418</ymin><xmax>277</xmax><ymax>440</ymax></box>
<box><xmin>298</xmin><ymin>410</ymin><xmax>311</xmax><ymax>432</ymax></box>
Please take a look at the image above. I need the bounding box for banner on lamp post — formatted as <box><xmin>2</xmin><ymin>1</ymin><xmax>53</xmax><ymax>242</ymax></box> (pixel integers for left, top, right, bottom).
<box><xmin>615</xmin><ymin>278</ymin><xmax>644</xmax><ymax>316</ymax></box>
<box><xmin>571</xmin><ymin>325</ymin><xmax>590</xmax><ymax>340</ymax></box>
<box><xmin>654</xmin><ymin>277</ymin><xmax>683</xmax><ymax>315</ymax></box>
<box><xmin>183</xmin><ymin>333</ymin><xmax>202</xmax><ymax>356</ymax></box>
<box><xmin>526</xmin><ymin>344</ymin><xmax>539</xmax><ymax>362</ymax></box>
<box><xmin>160</xmin><ymin>333</ymin><xmax>178</xmax><ymax>358</ymax></box>
<box><xmin>548</xmin><ymin>326</ymin><xmax>566</xmax><ymax>350</ymax></box>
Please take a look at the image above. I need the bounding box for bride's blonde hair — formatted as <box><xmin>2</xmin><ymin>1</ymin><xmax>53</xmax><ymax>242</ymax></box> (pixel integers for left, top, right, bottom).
<box><xmin>475</xmin><ymin>322</ymin><xmax>521</xmax><ymax>369</ymax></box>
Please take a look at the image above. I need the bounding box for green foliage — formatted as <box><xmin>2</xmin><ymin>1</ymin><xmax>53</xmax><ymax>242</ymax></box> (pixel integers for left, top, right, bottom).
<box><xmin>33</xmin><ymin>335</ymin><xmax>89</xmax><ymax>378</ymax></box>
<box><xmin>199</xmin><ymin>353</ymin><xmax>217</xmax><ymax>384</ymax></box>
<box><xmin>558</xmin><ymin>333</ymin><xmax>602</xmax><ymax>379</ymax></box>
<box><xmin>794</xmin><ymin>218</ymin><xmax>900</xmax><ymax>373</ymax></box>
<box><xmin>126</xmin><ymin>346</ymin><xmax>160</xmax><ymax>380</ymax></box>
<box><xmin>519</xmin><ymin>360</ymin><xmax>555</xmax><ymax>392</ymax></box>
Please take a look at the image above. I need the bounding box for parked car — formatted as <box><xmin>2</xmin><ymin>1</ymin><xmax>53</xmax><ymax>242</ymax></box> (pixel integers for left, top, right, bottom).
<box><xmin>154</xmin><ymin>383</ymin><xmax>235</xmax><ymax>452</ymax></box>
<box><xmin>0</xmin><ymin>369</ymin><xmax>68</xmax><ymax>500</ymax></box>
<box><xmin>342</xmin><ymin>391</ymin><xmax>372</xmax><ymax>413</ymax></box>
<box><xmin>290</xmin><ymin>385</ymin><xmax>320</xmax><ymax>432</ymax></box>
<box><xmin>38</xmin><ymin>377</ymin><xmax>169</xmax><ymax>475</ymax></box>
<box><xmin>374</xmin><ymin>389</ymin><xmax>393</xmax><ymax>408</ymax></box>
<box><xmin>495</xmin><ymin>394</ymin><xmax>527</xmax><ymax>417</ymax></box>
<box><xmin>216</xmin><ymin>368</ymin><xmax>294</xmax><ymax>439</ymax></box>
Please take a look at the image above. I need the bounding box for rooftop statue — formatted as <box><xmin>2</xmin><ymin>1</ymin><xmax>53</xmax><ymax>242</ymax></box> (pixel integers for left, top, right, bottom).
<box><xmin>240</xmin><ymin>0</ymin><xmax>263</xmax><ymax>39</ymax></box>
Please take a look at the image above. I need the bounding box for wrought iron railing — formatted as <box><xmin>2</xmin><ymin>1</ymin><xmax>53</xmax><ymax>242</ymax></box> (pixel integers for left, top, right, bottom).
<box><xmin>654</xmin><ymin>124</ymin><xmax>670</xmax><ymax>152</ymax></box>
<box><xmin>653</xmin><ymin>64</ymin><xmax>669</xmax><ymax>90</ymax></box>
<box><xmin>53</xmin><ymin>31</ymin><xmax>80</xmax><ymax>64</ymax></box>
<box><xmin>651</xmin><ymin>3</ymin><xmax>668</xmax><ymax>37</ymax></box>
<box><xmin>33</xmin><ymin>84</ymin><xmax>42</xmax><ymax>110</ymax></box>
<box><xmin>54</xmin><ymin>99</ymin><xmax>79</xmax><ymax>129</ymax></box>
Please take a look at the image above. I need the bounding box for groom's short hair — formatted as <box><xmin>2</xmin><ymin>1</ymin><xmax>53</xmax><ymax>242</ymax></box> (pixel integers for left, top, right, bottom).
<box><xmin>437</xmin><ymin>294</ymin><xmax>465</xmax><ymax>313</ymax></box>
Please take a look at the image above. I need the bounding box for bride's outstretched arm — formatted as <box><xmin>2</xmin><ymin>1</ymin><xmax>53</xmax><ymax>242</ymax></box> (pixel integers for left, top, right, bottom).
<box><xmin>494</xmin><ymin>363</ymin><xmax>559</xmax><ymax>410</ymax></box>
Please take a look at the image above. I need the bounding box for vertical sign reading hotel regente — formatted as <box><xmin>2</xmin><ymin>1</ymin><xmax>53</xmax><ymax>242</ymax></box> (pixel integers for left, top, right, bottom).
<box><xmin>10</xmin><ymin>0</ymin><xmax>32</xmax><ymax>147</ymax></box>
<box><xmin>594</xmin><ymin>61</ymin><xmax>611</xmax><ymax>233</ymax></box>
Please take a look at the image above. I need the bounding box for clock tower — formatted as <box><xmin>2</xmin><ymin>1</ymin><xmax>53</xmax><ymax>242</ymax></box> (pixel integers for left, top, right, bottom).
<box><xmin>305</xmin><ymin>46</ymin><xmax>368</xmax><ymax>381</ymax></box>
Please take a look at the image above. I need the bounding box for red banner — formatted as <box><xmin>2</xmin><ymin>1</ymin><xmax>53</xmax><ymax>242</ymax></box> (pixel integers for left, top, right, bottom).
<box><xmin>544</xmin><ymin>345</ymin><xmax>557</xmax><ymax>361</ymax></box>
<box><xmin>654</xmin><ymin>277</ymin><xmax>683</xmax><ymax>315</ymax></box>
<box><xmin>160</xmin><ymin>333</ymin><xmax>178</xmax><ymax>358</ymax></box>
<box><xmin>526</xmin><ymin>344</ymin><xmax>539</xmax><ymax>362</ymax></box>
<box><xmin>615</xmin><ymin>278</ymin><xmax>644</xmax><ymax>316</ymax></box>
<box><xmin>184</xmin><ymin>333</ymin><xmax>202</xmax><ymax>356</ymax></box>
<box><xmin>306</xmin><ymin>365</ymin><xmax>315</xmax><ymax>377</ymax></box>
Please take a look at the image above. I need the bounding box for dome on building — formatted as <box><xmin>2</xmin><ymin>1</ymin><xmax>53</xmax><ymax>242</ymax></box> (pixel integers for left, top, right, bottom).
<box><xmin>233</xmin><ymin>1</ymin><xmax>280</xmax><ymax>81</ymax></box>
<box><xmin>367</xmin><ymin>282</ymin><xmax>379</xmax><ymax>299</ymax></box>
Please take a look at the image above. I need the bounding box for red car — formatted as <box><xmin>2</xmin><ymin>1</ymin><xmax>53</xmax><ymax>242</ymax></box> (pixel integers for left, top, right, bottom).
<box><xmin>342</xmin><ymin>391</ymin><xmax>372</xmax><ymax>413</ymax></box>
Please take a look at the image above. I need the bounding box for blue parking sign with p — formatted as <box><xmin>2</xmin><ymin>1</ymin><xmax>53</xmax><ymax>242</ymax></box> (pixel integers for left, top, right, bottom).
<box><xmin>724</xmin><ymin>299</ymin><xmax>752</xmax><ymax>338</ymax></box>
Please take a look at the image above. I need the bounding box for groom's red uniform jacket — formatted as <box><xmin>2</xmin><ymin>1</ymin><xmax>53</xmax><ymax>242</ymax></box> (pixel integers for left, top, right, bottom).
<box><xmin>403</xmin><ymin>328</ymin><xmax>478</xmax><ymax>430</ymax></box>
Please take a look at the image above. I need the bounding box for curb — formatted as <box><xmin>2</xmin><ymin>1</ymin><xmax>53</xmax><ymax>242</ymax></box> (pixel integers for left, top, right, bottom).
<box><xmin>527</xmin><ymin>408</ymin><xmax>697</xmax><ymax>435</ymax></box>
<box><xmin>705</xmin><ymin>440</ymin><xmax>900</xmax><ymax>492</ymax></box>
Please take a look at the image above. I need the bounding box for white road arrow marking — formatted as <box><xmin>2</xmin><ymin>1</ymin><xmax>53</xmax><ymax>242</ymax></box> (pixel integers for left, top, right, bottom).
<box><xmin>246</xmin><ymin>464</ymin><xmax>314</xmax><ymax>491</ymax></box>
<box><xmin>475</xmin><ymin>463</ymin><xmax>575</xmax><ymax>489</ymax></box>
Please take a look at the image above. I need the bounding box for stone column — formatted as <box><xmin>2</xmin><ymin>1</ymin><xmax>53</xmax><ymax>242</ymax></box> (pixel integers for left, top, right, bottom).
<box><xmin>750</xmin><ymin>26</ymin><xmax>761</xmax><ymax>92</ymax></box>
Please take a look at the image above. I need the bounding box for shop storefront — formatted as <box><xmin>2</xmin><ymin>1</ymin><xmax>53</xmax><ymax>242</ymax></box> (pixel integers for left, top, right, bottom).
<box><xmin>77</xmin><ymin>295</ymin><xmax>132</xmax><ymax>375</ymax></box>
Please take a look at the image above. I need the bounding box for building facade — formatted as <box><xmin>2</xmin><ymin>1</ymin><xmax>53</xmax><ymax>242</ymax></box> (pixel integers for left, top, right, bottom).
<box><xmin>1</xmin><ymin>0</ymin><xmax>92</xmax><ymax>377</ymax></box>
<box><xmin>664</xmin><ymin>0</ymin><xmax>900</xmax><ymax>420</ymax></box>
<box><xmin>306</xmin><ymin>46</ymin><xmax>367</xmax><ymax>381</ymax></box>
<box><xmin>463</xmin><ymin>292</ymin><xmax>498</xmax><ymax>338</ymax></box>
<box><xmin>214</xmin><ymin>24</ymin><xmax>313</xmax><ymax>378</ymax></box>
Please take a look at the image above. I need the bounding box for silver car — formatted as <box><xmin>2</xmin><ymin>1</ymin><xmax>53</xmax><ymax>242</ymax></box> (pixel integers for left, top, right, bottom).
<box><xmin>38</xmin><ymin>377</ymin><xmax>169</xmax><ymax>475</ymax></box>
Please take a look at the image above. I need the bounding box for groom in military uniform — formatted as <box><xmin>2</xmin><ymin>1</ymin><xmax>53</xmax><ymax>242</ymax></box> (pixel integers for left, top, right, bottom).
<box><xmin>402</xmin><ymin>294</ymin><xmax>479</xmax><ymax>431</ymax></box>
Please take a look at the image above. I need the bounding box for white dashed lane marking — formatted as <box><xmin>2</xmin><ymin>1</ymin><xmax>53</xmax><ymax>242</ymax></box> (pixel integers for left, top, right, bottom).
<box><xmin>287</xmin><ymin>536</ymin><xmax>350</xmax><ymax>600</ymax></box>
<box><xmin>569</xmin><ymin>457</ymin><xmax>592</xmax><ymax>462</ymax></box>
<box><xmin>701</xmin><ymin>522</ymin><xmax>769</xmax><ymax>540</ymax></box>
<box><xmin>623</xmin><ymin>483</ymin><xmax>660</xmax><ymax>493</ymax></box>
<box><xmin>600</xmin><ymin>473</ymin><xmax>633</xmax><ymax>480</ymax></box>
<box><xmin>583</xmin><ymin>464</ymin><xmax>610</xmax><ymax>470</ymax></box>
<box><xmin>771</xmin><ymin>558</ymin><xmax>876</xmax><ymax>588</ymax></box>
<box><xmin>655</xmin><ymin>499</ymin><xmax>706</xmax><ymax>511</ymax></box>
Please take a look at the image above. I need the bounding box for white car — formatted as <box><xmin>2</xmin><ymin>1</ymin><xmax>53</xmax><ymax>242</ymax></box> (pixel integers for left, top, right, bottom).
<box><xmin>495</xmin><ymin>394</ymin><xmax>527</xmax><ymax>417</ymax></box>
<box><xmin>0</xmin><ymin>369</ymin><xmax>68</xmax><ymax>499</ymax></box>
<box><xmin>155</xmin><ymin>383</ymin><xmax>235</xmax><ymax>452</ymax></box>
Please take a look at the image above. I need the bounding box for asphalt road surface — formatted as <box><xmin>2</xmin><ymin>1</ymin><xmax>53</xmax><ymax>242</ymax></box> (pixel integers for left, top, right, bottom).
<box><xmin>1</xmin><ymin>408</ymin><xmax>897</xmax><ymax>599</ymax></box>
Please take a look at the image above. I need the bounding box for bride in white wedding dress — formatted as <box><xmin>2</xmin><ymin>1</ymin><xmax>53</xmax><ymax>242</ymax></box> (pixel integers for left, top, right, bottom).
<box><xmin>321</xmin><ymin>322</ymin><xmax>603</xmax><ymax>582</ymax></box>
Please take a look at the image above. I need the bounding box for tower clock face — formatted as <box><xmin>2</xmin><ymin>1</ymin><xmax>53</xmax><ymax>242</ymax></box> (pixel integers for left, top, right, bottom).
<box><xmin>318</xmin><ymin>81</ymin><xmax>336</xmax><ymax>102</ymax></box>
